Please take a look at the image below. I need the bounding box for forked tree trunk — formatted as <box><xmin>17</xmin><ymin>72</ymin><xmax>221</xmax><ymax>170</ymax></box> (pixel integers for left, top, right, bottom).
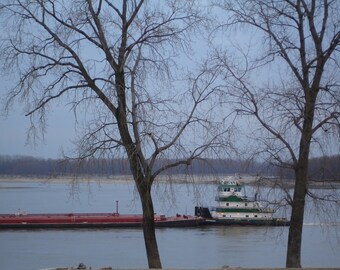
<box><xmin>116</xmin><ymin>59</ymin><xmax>162</xmax><ymax>268</ymax></box>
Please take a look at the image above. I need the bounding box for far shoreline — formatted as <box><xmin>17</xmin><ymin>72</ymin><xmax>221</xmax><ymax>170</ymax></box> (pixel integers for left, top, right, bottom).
<box><xmin>0</xmin><ymin>174</ymin><xmax>338</xmax><ymax>189</ymax></box>
<box><xmin>0</xmin><ymin>174</ymin><xmax>251</xmax><ymax>184</ymax></box>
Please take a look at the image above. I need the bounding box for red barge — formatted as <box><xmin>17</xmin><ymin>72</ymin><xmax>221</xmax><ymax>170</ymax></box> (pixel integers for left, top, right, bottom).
<box><xmin>0</xmin><ymin>210</ymin><xmax>205</xmax><ymax>229</ymax></box>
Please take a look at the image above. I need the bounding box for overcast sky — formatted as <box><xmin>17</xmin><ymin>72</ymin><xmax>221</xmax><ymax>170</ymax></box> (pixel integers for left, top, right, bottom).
<box><xmin>0</xmin><ymin>2</ymin><xmax>338</xmax><ymax>160</ymax></box>
<box><xmin>0</xmin><ymin>102</ymin><xmax>76</xmax><ymax>158</ymax></box>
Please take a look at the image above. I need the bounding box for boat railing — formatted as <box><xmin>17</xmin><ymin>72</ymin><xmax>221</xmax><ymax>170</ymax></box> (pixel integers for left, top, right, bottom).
<box><xmin>15</xmin><ymin>209</ymin><xmax>27</xmax><ymax>216</ymax></box>
<box><xmin>215</xmin><ymin>195</ymin><xmax>249</xmax><ymax>201</ymax></box>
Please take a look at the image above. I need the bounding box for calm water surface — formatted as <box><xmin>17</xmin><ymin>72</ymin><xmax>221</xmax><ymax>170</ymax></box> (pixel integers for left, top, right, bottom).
<box><xmin>0</xmin><ymin>180</ymin><xmax>339</xmax><ymax>269</ymax></box>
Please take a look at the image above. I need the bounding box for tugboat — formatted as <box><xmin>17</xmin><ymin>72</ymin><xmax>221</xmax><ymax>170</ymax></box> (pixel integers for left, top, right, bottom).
<box><xmin>195</xmin><ymin>177</ymin><xmax>289</xmax><ymax>226</ymax></box>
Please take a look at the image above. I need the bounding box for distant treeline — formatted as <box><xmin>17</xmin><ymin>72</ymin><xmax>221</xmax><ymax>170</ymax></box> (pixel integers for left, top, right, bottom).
<box><xmin>0</xmin><ymin>155</ymin><xmax>339</xmax><ymax>180</ymax></box>
<box><xmin>0</xmin><ymin>156</ymin><xmax>262</xmax><ymax>176</ymax></box>
<box><xmin>275</xmin><ymin>155</ymin><xmax>340</xmax><ymax>181</ymax></box>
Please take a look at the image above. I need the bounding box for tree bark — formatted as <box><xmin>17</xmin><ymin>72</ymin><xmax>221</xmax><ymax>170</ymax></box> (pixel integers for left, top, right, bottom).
<box><xmin>115</xmin><ymin>66</ymin><xmax>162</xmax><ymax>268</ymax></box>
<box><xmin>139</xmin><ymin>181</ymin><xmax>162</xmax><ymax>269</ymax></box>
<box><xmin>286</xmin><ymin>167</ymin><xmax>307</xmax><ymax>268</ymax></box>
<box><xmin>286</xmin><ymin>96</ymin><xmax>316</xmax><ymax>268</ymax></box>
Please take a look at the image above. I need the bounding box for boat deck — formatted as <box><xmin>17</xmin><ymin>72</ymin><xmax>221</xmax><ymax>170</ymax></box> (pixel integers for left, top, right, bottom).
<box><xmin>0</xmin><ymin>213</ymin><xmax>205</xmax><ymax>229</ymax></box>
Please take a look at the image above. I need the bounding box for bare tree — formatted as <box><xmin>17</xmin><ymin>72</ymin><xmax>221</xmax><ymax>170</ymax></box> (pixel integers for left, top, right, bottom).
<box><xmin>212</xmin><ymin>0</ymin><xmax>339</xmax><ymax>267</ymax></box>
<box><xmin>0</xmin><ymin>1</ymin><xmax>228</xmax><ymax>268</ymax></box>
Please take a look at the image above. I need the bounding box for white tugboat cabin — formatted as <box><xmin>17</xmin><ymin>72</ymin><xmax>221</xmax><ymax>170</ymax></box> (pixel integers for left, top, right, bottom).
<box><xmin>195</xmin><ymin>176</ymin><xmax>289</xmax><ymax>226</ymax></box>
<box><xmin>211</xmin><ymin>179</ymin><xmax>274</xmax><ymax>221</ymax></box>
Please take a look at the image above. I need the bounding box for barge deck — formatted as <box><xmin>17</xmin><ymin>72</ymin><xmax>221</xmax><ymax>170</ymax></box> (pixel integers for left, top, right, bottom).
<box><xmin>0</xmin><ymin>212</ymin><xmax>205</xmax><ymax>229</ymax></box>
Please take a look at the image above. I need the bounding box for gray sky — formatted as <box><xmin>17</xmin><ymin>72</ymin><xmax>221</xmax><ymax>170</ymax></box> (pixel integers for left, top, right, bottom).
<box><xmin>0</xmin><ymin>2</ymin><xmax>338</xmax><ymax>160</ymax></box>
<box><xmin>0</xmin><ymin>103</ymin><xmax>76</xmax><ymax>158</ymax></box>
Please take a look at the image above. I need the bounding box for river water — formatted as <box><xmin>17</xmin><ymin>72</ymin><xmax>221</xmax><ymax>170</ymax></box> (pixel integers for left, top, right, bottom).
<box><xmin>0</xmin><ymin>179</ymin><xmax>339</xmax><ymax>269</ymax></box>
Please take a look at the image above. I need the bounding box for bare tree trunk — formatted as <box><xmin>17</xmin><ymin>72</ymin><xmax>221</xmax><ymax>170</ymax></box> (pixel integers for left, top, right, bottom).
<box><xmin>139</xmin><ymin>183</ymin><xmax>162</xmax><ymax>269</ymax></box>
<box><xmin>133</xmin><ymin>184</ymin><xmax>162</xmax><ymax>268</ymax></box>
<box><xmin>116</xmin><ymin>65</ymin><xmax>162</xmax><ymax>267</ymax></box>
<box><xmin>287</xmin><ymin>99</ymin><xmax>315</xmax><ymax>267</ymax></box>
<box><xmin>119</xmin><ymin>116</ymin><xmax>162</xmax><ymax>268</ymax></box>
<box><xmin>286</xmin><ymin>168</ymin><xmax>307</xmax><ymax>267</ymax></box>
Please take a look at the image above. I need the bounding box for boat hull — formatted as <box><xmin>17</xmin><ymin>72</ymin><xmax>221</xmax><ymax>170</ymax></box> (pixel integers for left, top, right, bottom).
<box><xmin>0</xmin><ymin>213</ymin><xmax>206</xmax><ymax>230</ymax></box>
<box><xmin>206</xmin><ymin>218</ymin><xmax>290</xmax><ymax>226</ymax></box>
<box><xmin>195</xmin><ymin>207</ymin><xmax>289</xmax><ymax>226</ymax></box>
